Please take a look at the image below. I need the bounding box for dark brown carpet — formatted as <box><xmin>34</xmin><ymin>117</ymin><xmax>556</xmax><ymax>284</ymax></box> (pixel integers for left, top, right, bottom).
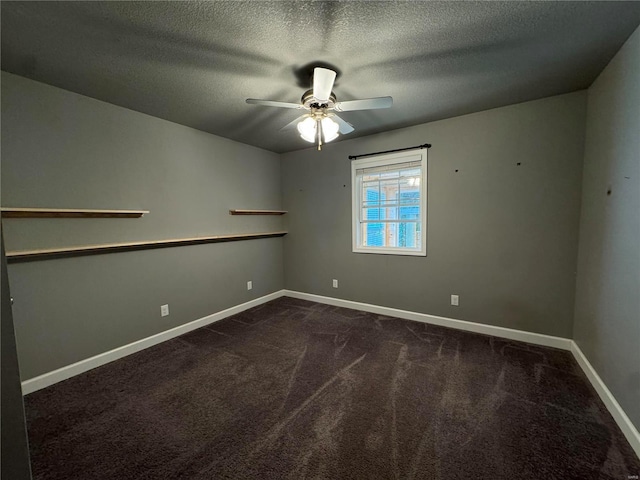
<box><xmin>25</xmin><ymin>296</ymin><xmax>639</xmax><ymax>479</ymax></box>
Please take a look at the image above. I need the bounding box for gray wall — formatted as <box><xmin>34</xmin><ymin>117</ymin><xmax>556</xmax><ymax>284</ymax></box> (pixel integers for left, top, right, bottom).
<box><xmin>1</xmin><ymin>72</ymin><xmax>284</xmax><ymax>379</ymax></box>
<box><xmin>282</xmin><ymin>92</ymin><xmax>587</xmax><ymax>338</ymax></box>
<box><xmin>573</xmin><ymin>27</ymin><xmax>640</xmax><ymax>429</ymax></box>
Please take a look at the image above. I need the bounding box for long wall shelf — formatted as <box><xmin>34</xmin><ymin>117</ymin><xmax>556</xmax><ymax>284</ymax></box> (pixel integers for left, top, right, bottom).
<box><xmin>1</xmin><ymin>207</ymin><xmax>149</xmax><ymax>218</ymax></box>
<box><xmin>6</xmin><ymin>231</ymin><xmax>287</xmax><ymax>263</ymax></box>
<box><xmin>229</xmin><ymin>209</ymin><xmax>287</xmax><ymax>215</ymax></box>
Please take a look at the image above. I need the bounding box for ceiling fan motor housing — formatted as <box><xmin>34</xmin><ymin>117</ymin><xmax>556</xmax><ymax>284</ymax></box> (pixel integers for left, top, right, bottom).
<box><xmin>302</xmin><ymin>89</ymin><xmax>336</xmax><ymax>110</ymax></box>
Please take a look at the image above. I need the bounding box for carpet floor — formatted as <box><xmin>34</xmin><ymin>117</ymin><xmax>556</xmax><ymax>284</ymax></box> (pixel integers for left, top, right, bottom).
<box><xmin>25</xmin><ymin>296</ymin><xmax>639</xmax><ymax>479</ymax></box>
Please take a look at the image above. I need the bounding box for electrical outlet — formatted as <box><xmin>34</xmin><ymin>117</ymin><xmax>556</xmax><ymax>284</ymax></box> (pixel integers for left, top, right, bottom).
<box><xmin>161</xmin><ymin>304</ymin><xmax>170</xmax><ymax>317</ymax></box>
<box><xmin>451</xmin><ymin>295</ymin><xmax>459</xmax><ymax>306</ymax></box>
<box><xmin>247</xmin><ymin>281</ymin><xmax>253</xmax><ymax>291</ymax></box>
<box><xmin>332</xmin><ymin>279</ymin><xmax>338</xmax><ymax>288</ymax></box>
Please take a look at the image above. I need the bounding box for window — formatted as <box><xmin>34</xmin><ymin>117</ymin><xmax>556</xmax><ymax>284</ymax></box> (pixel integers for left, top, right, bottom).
<box><xmin>352</xmin><ymin>149</ymin><xmax>427</xmax><ymax>256</ymax></box>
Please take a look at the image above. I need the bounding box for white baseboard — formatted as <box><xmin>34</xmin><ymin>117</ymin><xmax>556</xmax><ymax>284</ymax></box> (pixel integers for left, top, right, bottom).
<box><xmin>283</xmin><ymin>290</ymin><xmax>572</xmax><ymax>350</ymax></box>
<box><xmin>21</xmin><ymin>290</ymin><xmax>286</xmax><ymax>395</ymax></box>
<box><xmin>22</xmin><ymin>288</ymin><xmax>638</xmax><ymax>459</ymax></box>
<box><xmin>570</xmin><ymin>341</ymin><xmax>640</xmax><ymax>458</ymax></box>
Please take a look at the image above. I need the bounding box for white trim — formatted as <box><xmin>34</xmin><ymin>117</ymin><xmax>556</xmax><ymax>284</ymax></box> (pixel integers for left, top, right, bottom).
<box><xmin>351</xmin><ymin>149</ymin><xmax>427</xmax><ymax>257</ymax></box>
<box><xmin>570</xmin><ymin>341</ymin><xmax>640</xmax><ymax>458</ymax></box>
<box><xmin>21</xmin><ymin>290</ymin><xmax>286</xmax><ymax>395</ymax></box>
<box><xmin>22</xmin><ymin>288</ymin><xmax>639</xmax><ymax>460</ymax></box>
<box><xmin>283</xmin><ymin>290</ymin><xmax>572</xmax><ymax>350</ymax></box>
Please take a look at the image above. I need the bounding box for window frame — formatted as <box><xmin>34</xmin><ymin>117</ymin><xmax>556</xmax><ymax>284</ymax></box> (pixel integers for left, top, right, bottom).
<box><xmin>351</xmin><ymin>149</ymin><xmax>427</xmax><ymax>256</ymax></box>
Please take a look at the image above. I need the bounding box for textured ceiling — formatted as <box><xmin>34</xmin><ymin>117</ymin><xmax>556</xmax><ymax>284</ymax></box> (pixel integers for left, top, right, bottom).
<box><xmin>2</xmin><ymin>1</ymin><xmax>640</xmax><ymax>153</ymax></box>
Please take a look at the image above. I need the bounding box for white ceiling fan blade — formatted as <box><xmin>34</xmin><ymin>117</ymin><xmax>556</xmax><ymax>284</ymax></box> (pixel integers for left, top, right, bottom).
<box><xmin>312</xmin><ymin>67</ymin><xmax>336</xmax><ymax>102</ymax></box>
<box><xmin>280</xmin><ymin>115</ymin><xmax>308</xmax><ymax>131</ymax></box>
<box><xmin>334</xmin><ymin>96</ymin><xmax>393</xmax><ymax>112</ymax></box>
<box><xmin>246</xmin><ymin>98</ymin><xmax>303</xmax><ymax>109</ymax></box>
<box><xmin>332</xmin><ymin>114</ymin><xmax>354</xmax><ymax>134</ymax></box>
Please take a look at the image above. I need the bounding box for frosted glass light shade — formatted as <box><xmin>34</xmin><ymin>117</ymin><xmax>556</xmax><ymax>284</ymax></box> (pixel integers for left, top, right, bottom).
<box><xmin>297</xmin><ymin>117</ymin><xmax>317</xmax><ymax>143</ymax></box>
<box><xmin>321</xmin><ymin>117</ymin><xmax>339</xmax><ymax>142</ymax></box>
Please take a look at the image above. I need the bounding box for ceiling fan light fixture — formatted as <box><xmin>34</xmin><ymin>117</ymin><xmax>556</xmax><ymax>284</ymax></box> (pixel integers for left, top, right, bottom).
<box><xmin>297</xmin><ymin>117</ymin><xmax>317</xmax><ymax>143</ymax></box>
<box><xmin>321</xmin><ymin>117</ymin><xmax>339</xmax><ymax>142</ymax></box>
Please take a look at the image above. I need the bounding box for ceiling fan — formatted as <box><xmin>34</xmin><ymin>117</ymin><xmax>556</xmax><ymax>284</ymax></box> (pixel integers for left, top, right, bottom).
<box><xmin>246</xmin><ymin>67</ymin><xmax>393</xmax><ymax>150</ymax></box>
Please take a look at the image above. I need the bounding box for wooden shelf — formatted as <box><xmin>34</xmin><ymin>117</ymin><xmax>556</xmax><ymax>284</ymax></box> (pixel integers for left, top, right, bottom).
<box><xmin>229</xmin><ymin>209</ymin><xmax>287</xmax><ymax>215</ymax></box>
<box><xmin>6</xmin><ymin>231</ymin><xmax>287</xmax><ymax>263</ymax></box>
<box><xmin>1</xmin><ymin>208</ymin><xmax>149</xmax><ymax>218</ymax></box>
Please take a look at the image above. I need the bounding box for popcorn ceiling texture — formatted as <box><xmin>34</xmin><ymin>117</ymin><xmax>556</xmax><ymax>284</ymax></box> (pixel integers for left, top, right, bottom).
<box><xmin>2</xmin><ymin>1</ymin><xmax>640</xmax><ymax>153</ymax></box>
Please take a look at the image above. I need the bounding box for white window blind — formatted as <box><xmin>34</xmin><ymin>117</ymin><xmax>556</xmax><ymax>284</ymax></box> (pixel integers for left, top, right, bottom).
<box><xmin>355</xmin><ymin>160</ymin><xmax>422</xmax><ymax>176</ymax></box>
